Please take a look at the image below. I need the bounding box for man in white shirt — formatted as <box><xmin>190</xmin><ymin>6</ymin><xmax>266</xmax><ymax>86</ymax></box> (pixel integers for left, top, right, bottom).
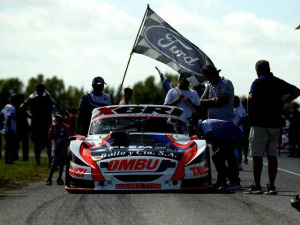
<box><xmin>164</xmin><ymin>73</ymin><xmax>200</xmax><ymax>131</ymax></box>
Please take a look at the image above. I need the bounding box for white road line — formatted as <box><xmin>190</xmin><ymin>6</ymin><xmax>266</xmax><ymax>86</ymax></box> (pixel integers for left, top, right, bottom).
<box><xmin>247</xmin><ymin>158</ymin><xmax>300</xmax><ymax>177</ymax></box>
<box><xmin>276</xmin><ymin>167</ymin><xmax>300</xmax><ymax>177</ymax></box>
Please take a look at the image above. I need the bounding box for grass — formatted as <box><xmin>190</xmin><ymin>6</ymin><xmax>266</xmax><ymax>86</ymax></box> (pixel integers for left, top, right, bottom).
<box><xmin>0</xmin><ymin>156</ymin><xmax>49</xmax><ymax>194</ymax></box>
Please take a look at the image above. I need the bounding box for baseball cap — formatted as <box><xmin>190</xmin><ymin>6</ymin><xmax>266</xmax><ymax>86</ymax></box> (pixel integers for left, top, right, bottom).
<box><xmin>179</xmin><ymin>72</ymin><xmax>191</xmax><ymax>81</ymax></box>
<box><xmin>92</xmin><ymin>76</ymin><xmax>106</xmax><ymax>85</ymax></box>
<box><xmin>202</xmin><ymin>65</ymin><xmax>221</xmax><ymax>75</ymax></box>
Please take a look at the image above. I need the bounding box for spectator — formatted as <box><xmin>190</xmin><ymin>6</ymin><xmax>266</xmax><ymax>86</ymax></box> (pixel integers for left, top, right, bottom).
<box><xmin>164</xmin><ymin>72</ymin><xmax>200</xmax><ymax>131</ymax></box>
<box><xmin>200</xmin><ymin>65</ymin><xmax>234</xmax><ymax>122</ymax></box>
<box><xmin>197</xmin><ymin>119</ymin><xmax>243</xmax><ymax>190</ymax></box>
<box><xmin>200</xmin><ymin>65</ymin><xmax>240</xmax><ymax>189</ymax></box>
<box><xmin>16</xmin><ymin>94</ymin><xmax>29</xmax><ymax>161</ymax></box>
<box><xmin>75</xmin><ymin>76</ymin><xmax>111</xmax><ymax>136</ymax></box>
<box><xmin>233</xmin><ymin>96</ymin><xmax>247</xmax><ymax>170</ymax></box>
<box><xmin>22</xmin><ymin>84</ymin><xmax>56</xmax><ymax>166</ymax></box>
<box><xmin>287</xmin><ymin>104</ymin><xmax>300</xmax><ymax>157</ymax></box>
<box><xmin>66</xmin><ymin>108</ymin><xmax>77</xmax><ymax>136</ymax></box>
<box><xmin>46</xmin><ymin>113</ymin><xmax>68</xmax><ymax>185</ymax></box>
<box><xmin>245</xmin><ymin>60</ymin><xmax>300</xmax><ymax>195</ymax></box>
<box><xmin>0</xmin><ymin>115</ymin><xmax>2</xmax><ymax>159</ymax></box>
<box><xmin>119</xmin><ymin>87</ymin><xmax>133</xmax><ymax>105</ymax></box>
<box><xmin>241</xmin><ymin>98</ymin><xmax>250</xmax><ymax>163</ymax></box>
<box><xmin>0</xmin><ymin>94</ymin><xmax>19</xmax><ymax>164</ymax></box>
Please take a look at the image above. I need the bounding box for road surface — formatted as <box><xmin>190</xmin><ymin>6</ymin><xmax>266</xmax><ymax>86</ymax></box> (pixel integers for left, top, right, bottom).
<box><xmin>0</xmin><ymin>152</ymin><xmax>299</xmax><ymax>225</ymax></box>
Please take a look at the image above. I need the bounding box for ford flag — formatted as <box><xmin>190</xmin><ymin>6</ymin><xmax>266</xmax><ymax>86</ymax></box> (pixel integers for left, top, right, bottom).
<box><xmin>133</xmin><ymin>6</ymin><xmax>214</xmax><ymax>86</ymax></box>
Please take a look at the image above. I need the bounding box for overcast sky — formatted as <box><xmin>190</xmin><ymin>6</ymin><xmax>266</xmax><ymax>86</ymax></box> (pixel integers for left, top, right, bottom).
<box><xmin>0</xmin><ymin>0</ymin><xmax>299</xmax><ymax>99</ymax></box>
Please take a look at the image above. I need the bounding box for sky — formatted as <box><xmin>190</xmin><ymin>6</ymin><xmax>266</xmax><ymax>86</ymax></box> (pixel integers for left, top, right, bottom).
<box><xmin>0</xmin><ymin>0</ymin><xmax>299</xmax><ymax>100</ymax></box>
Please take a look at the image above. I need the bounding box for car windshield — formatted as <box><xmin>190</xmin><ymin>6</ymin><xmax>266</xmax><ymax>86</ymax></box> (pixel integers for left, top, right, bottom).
<box><xmin>89</xmin><ymin>117</ymin><xmax>188</xmax><ymax>135</ymax></box>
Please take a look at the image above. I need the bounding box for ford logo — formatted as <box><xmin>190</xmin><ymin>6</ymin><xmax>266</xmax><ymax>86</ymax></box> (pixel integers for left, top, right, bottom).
<box><xmin>144</xmin><ymin>25</ymin><xmax>206</xmax><ymax>76</ymax></box>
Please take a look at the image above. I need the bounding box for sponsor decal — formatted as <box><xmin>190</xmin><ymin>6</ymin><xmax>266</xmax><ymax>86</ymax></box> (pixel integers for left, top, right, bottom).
<box><xmin>146</xmin><ymin>26</ymin><xmax>203</xmax><ymax>72</ymax></box>
<box><xmin>116</xmin><ymin>183</ymin><xmax>161</xmax><ymax>189</ymax></box>
<box><xmin>69</xmin><ymin>165</ymin><xmax>87</xmax><ymax>177</ymax></box>
<box><xmin>107</xmin><ymin>158</ymin><xmax>160</xmax><ymax>171</ymax></box>
<box><xmin>95</xmin><ymin>150</ymin><xmax>178</xmax><ymax>160</ymax></box>
<box><xmin>114</xmin><ymin>106</ymin><xmax>183</xmax><ymax>117</ymax></box>
<box><xmin>190</xmin><ymin>164</ymin><xmax>208</xmax><ymax>176</ymax></box>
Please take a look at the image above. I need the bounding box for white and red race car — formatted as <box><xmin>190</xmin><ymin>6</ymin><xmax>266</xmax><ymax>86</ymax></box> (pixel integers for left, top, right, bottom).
<box><xmin>65</xmin><ymin>105</ymin><xmax>211</xmax><ymax>192</ymax></box>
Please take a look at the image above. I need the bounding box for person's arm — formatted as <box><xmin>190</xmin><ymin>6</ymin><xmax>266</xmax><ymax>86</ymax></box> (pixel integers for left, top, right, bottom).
<box><xmin>75</xmin><ymin>96</ymin><xmax>87</xmax><ymax>135</ymax></box>
<box><xmin>164</xmin><ymin>89</ymin><xmax>183</xmax><ymax>106</ymax></box>
<box><xmin>166</xmin><ymin>95</ymin><xmax>184</xmax><ymax>106</ymax></box>
<box><xmin>200</xmin><ymin>92</ymin><xmax>230</xmax><ymax>108</ymax></box>
<box><xmin>200</xmin><ymin>80</ymin><xmax>233</xmax><ymax>108</ymax></box>
<box><xmin>0</xmin><ymin>112</ymin><xmax>4</xmax><ymax>130</ymax></box>
<box><xmin>247</xmin><ymin>93</ymin><xmax>256</xmax><ymax>124</ymax></box>
<box><xmin>282</xmin><ymin>88</ymin><xmax>300</xmax><ymax>105</ymax></box>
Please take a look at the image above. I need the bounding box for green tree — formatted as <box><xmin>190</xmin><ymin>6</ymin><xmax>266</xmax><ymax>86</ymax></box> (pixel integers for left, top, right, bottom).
<box><xmin>24</xmin><ymin>74</ymin><xmax>85</xmax><ymax>111</ymax></box>
<box><xmin>0</xmin><ymin>78</ymin><xmax>24</xmax><ymax>109</ymax></box>
<box><xmin>25</xmin><ymin>74</ymin><xmax>45</xmax><ymax>98</ymax></box>
<box><xmin>132</xmin><ymin>76</ymin><xmax>163</xmax><ymax>104</ymax></box>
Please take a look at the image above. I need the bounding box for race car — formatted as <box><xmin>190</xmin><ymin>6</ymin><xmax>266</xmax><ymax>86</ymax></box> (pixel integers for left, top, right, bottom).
<box><xmin>65</xmin><ymin>105</ymin><xmax>211</xmax><ymax>192</ymax></box>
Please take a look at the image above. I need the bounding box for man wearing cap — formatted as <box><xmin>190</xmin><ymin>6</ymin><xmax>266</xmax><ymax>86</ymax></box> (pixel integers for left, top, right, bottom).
<box><xmin>244</xmin><ymin>60</ymin><xmax>300</xmax><ymax>195</ymax></box>
<box><xmin>75</xmin><ymin>76</ymin><xmax>111</xmax><ymax>136</ymax></box>
<box><xmin>200</xmin><ymin>65</ymin><xmax>234</xmax><ymax>121</ymax></box>
<box><xmin>199</xmin><ymin>65</ymin><xmax>238</xmax><ymax>189</ymax></box>
<box><xmin>164</xmin><ymin>72</ymin><xmax>200</xmax><ymax>131</ymax></box>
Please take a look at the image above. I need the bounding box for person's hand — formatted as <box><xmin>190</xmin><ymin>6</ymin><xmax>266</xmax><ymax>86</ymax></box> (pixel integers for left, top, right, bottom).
<box><xmin>178</xmin><ymin>93</ymin><xmax>184</xmax><ymax>100</ymax></box>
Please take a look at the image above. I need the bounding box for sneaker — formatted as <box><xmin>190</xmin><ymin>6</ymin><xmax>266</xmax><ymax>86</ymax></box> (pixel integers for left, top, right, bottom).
<box><xmin>46</xmin><ymin>180</ymin><xmax>52</xmax><ymax>185</ymax></box>
<box><xmin>243</xmin><ymin>159</ymin><xmax>248</xmax><ymax>164</ymax></box>
<box><xmin>57</xmin><ymin>178</ymin><xmax>64</xmax><ymax>185</ymax></box>
<box><xmin>222</xmin><ymin>183</ymin><xmax>241</xmax><ymax>191</ymax></box>
<box><xmin>212</xmin><ymin>181</ymin><xmax>227</xmax><ymax>190</ymax></box>
<box><xmin>244</xmin><ymin>184</ymin><xmax>264</xmax><ymax>194</ymax></box>
<box><xmin>264</xmin><ymin>184</ymin><xmax>278</xmax><ymax>195</ymax></box>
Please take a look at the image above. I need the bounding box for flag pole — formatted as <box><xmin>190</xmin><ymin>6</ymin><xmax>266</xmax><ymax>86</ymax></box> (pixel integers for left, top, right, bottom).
<box><xmin>116</xmin><ymin>4</ymin><xmax>150</xmax><ymax>104</ymax></box>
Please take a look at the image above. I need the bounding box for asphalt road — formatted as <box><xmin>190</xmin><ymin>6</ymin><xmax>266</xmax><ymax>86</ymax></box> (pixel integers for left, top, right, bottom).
<box><xmin>1</xmin><ymin>151</ymin><xmax>299</xmax><ymax>225</ymax></box>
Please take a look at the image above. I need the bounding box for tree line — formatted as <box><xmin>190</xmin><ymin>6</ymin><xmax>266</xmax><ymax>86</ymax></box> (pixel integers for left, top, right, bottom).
<box><xmin>0</xmin><ymin>73</ymin><xmax>298</xmax><ymax>121</ymax></box>
<box><xmin>0</xmin><ymin>73</ymin><xmax>179</xmax><ymax>112</ymax></box>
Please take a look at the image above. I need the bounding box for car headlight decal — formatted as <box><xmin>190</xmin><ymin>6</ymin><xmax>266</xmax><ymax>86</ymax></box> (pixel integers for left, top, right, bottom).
<box><xmin>171</xmin><ymin>144</ymin><xmax>197</xmax><ymax>180</ymax></box>
<box><xmin>79</xmin><ymin>144</ymin><xmax>105</xmax><ymax>181</ymax></box>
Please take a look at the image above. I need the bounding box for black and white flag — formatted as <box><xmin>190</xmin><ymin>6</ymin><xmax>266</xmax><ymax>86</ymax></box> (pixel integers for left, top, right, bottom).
<box><xmin>133</xmin><ymin>6</ymin><xmax>214</xmax><ymax>86</ymax></box>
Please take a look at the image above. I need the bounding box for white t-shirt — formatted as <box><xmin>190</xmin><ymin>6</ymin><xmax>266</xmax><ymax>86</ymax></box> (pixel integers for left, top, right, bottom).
<box><xmin>164</xmin><ymin>87</ymin><xmax>200</xmax><ymax>126</ymax></box>
<box><xmin>233</xmin><ymin>105</ymin><xmax>246</xmax><ymax>131</ymax></box>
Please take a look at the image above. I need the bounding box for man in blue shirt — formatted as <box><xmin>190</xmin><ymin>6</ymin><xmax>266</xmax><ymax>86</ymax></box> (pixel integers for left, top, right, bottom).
<box><xmin>245</xmin><ymin>60</ymin><xmax>300</xmax><ymax>195</ymax></box>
